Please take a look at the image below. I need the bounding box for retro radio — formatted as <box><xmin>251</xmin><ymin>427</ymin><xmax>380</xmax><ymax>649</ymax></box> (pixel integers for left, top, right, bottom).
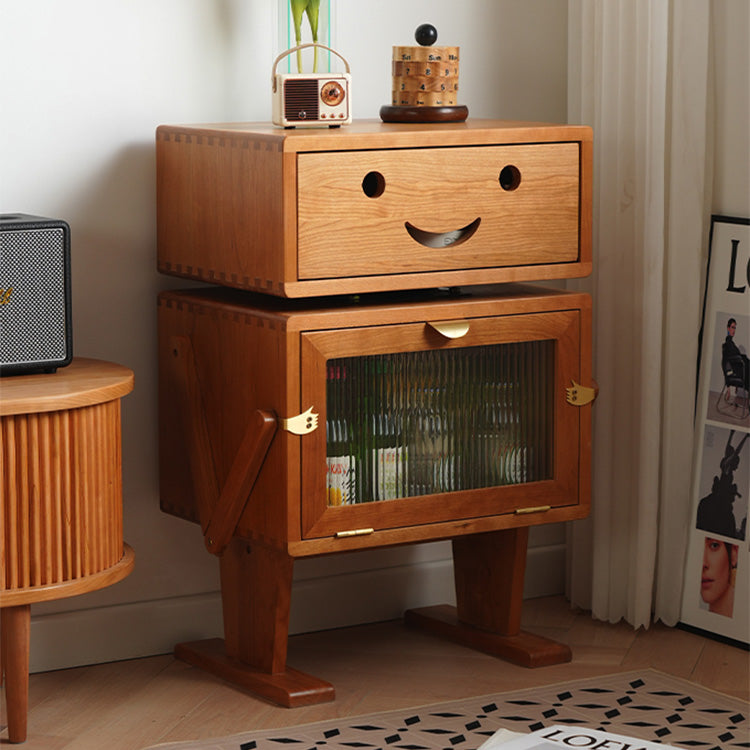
<box><xmin>272</xmin><ymin>42</ymin><xmax>351</xmax><ymax>128</ymax></box>
<box><xmin>0</xmin><ymin>213</ymin><xmax>72</xmax><ymax>375</ymax></box>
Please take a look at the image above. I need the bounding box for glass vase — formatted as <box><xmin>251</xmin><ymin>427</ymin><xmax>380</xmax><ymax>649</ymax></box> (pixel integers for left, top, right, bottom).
<box><xmin>277</xmin><ymin>0</ymin><xmax>335</xmax><ymax>74</ymax></box>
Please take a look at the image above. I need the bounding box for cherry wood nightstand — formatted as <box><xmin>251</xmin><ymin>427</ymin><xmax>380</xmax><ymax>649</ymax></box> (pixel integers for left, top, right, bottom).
<box><xmin>156</xmin><ymin>119</ymin><xmax>595</xmax><ymax>708</ymax></box>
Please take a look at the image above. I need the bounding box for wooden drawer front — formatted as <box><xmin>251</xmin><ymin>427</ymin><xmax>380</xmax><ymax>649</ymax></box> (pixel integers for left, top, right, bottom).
<box><xmin>297</xmin><ymin>143</ymin><xmax>580</xmax><ymax>279</ymax></box>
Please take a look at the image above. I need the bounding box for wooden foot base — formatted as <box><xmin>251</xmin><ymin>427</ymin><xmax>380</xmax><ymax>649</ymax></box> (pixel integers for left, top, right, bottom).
<box><xmin>175</xmin><ymin>638</ymin><xmax>335</xmax><ymax>708</ymax></box>
<box><xmin>405</xmin><ymin>604</ymin><xmax>572</xmax><ymax>668</ymax></box>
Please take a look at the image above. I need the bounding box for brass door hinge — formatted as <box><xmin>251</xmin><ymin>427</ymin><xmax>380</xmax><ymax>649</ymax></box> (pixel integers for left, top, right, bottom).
<box><xmin>514</xmin><ymin>505</ymin><xmax>551</xmax><ymax>515</ymax></box>
<box><xmin>335</xmin><ymin>528</ymin><xmax>375</xmax><ymax>538</ymax></box>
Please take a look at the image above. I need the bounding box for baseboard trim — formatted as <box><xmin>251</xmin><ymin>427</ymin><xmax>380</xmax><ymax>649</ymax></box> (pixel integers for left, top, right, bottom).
<box><xmin>28</xmin><ymin>544</ymin><xmax>565</xmax><ymax>673</ymax></box>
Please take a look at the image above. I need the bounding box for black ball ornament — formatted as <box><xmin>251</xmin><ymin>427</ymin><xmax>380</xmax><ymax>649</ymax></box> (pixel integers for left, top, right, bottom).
<box><xmin>415</xmin><ymin>24</ymin><xmax>438</xmax><ymax>46</ymax></box>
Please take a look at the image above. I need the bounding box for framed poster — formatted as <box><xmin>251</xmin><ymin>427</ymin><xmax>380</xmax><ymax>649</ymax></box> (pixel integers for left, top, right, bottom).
<box><xmin>680</xmin><ymin>215</ymin><xmax>749</xmax><ymax>646</ymax></box>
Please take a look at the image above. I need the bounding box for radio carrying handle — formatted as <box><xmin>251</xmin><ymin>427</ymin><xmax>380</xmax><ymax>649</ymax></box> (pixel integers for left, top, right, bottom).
<box><xmin>272</xmin><ymin>43</ymin><xmax>351</xmax><ymax>92</ymax></box>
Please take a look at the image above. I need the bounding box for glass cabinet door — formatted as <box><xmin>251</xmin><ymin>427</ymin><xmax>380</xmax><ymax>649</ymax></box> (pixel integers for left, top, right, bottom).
<box><xmin>300</xmin><ymin>310</ymin><xmax>582</xmax><ymax>539</ymax></box>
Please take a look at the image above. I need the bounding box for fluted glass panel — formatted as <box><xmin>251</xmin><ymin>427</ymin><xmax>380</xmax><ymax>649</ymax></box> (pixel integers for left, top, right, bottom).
<box><xmin>326</xmin><ymin>341</ymin><xmax>554</xmax><ymax>505</ymax></box>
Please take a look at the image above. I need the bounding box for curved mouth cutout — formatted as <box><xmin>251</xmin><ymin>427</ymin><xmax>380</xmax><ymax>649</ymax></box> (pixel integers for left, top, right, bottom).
<box><xmin>405</xmin><ymin>217</ymin><xmax>481</xmax><ymax>248</ymax></box>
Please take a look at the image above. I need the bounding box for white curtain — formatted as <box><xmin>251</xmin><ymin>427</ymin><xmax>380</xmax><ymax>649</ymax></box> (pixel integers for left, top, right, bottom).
<box><xmin>566</xmin><ymin>0</ymin><xmax>713</xmax><ymax>628</ymax></box>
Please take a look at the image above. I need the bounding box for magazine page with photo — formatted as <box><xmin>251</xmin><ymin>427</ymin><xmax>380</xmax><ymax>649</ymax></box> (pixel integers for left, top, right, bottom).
<box><xmin>681</xmin><ymin>215</ymin><xmax>749</xmax><ymax>646</ymax></box>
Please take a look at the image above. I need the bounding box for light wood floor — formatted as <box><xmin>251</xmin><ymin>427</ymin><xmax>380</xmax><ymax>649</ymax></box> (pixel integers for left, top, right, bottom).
<box><xmin>2</xmin><ymin>596</ymin><xmax>748</xmax><ymax>749</ymax></box>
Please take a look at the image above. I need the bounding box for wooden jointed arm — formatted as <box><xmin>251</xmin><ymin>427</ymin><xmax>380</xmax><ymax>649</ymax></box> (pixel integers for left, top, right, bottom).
<box><xmin>169</xmin><ymin>336</ymin><xmax>277</xmax><ymax>555</ymax></box>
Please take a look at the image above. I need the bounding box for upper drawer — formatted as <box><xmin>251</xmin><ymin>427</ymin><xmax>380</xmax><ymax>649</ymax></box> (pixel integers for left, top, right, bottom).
<box><xmin>298</xmin><ymin>143</ymin><xmax>580</xmax><ymax>279</ymax></box>
<box><xmin>156</xmin><ymin>120</ymin><xmax>592</xmax><ymax>297</ymax></box>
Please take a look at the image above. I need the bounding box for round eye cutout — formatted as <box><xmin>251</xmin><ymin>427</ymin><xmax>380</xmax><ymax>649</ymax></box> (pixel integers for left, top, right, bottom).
<box><xmin>499</xmin><ymin>164</ymin><xmax>521</xmax><ymax>191</ymax></box>
<box><xmin>320</xmin><ymin>81</ymin><xmax>346</xmax><ymax>106</ymax></box>
<box><xmin>362</xmin><ymin>171</ymin><xmax>386</xmax><ymax>198</ymax></box>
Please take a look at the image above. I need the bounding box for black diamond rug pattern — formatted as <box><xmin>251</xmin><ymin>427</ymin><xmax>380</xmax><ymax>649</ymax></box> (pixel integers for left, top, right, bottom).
<box><xmin>146</xmin><ymin>670</ymin><xmax>748</xmax><ymax>750</ymax></box>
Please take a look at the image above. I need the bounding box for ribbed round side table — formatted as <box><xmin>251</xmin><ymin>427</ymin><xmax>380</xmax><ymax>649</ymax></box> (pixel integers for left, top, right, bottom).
<box><xmin>0</xmin><ymin>358</ymin><xmax>135</xmax><ymax>743</ymax></box>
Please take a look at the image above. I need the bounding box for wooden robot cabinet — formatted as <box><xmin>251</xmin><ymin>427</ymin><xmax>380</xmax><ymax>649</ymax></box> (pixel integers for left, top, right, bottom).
<box><xmin>156</xmin><ymin>120</ymin><xmax>595</xmax><ymax>707</ymax></box>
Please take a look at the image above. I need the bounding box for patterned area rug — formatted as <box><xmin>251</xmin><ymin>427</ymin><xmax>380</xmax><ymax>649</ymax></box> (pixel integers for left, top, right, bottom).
<box><xmin>145</xmin><ymin>670</ymin><xmax>748</xmax><ymax>750</ymax></box>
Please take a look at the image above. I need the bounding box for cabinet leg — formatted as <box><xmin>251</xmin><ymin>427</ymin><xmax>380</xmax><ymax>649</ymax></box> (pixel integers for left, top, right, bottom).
<box><xmin>174</xmin><ymin>538</ymin><xmax>334</xmax><ymax>707</ymax></box>
<box><xmin>405</xmin><ymin>528</ymin><xmax>571</xmax><ymax>668</ymax></box>
<box><xmin>1</xmin><ymin>605</ymin><xmax>31</xmax><ymax>743</ymax></box>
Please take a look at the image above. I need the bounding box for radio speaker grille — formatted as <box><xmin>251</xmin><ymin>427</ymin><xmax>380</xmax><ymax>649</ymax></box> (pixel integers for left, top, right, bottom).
<box><xmin>0</xmin><ymin>214</ymin><xmax>72</xmax><ymax>374</ymax></box>
<box><xmin>284</xmin><ymin>79</ymin><xmax>319</xmax><ymax>122</ymax></box>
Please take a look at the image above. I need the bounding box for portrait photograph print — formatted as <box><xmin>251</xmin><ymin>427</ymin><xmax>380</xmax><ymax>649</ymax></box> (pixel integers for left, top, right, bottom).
<box><xmin>680</xmin><ymin>215</ymin><xmax>749</xmax><ymax>646</ymax></box>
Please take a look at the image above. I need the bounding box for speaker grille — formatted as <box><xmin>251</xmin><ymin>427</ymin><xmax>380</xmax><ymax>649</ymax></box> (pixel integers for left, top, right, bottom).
<box><xmin>0</xmin><ymin>226</ymin><xmax>69</xmax><ymax>369</ymax></box>
<box><xmin>284</xmin><ymin>79</ymin><xmax>319</xmax><ymax>122</ymax></box>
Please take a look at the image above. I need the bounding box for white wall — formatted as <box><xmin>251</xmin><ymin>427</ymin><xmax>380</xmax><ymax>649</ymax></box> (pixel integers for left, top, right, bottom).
<box><xmin>1</xmin><ymin>0</ymin><xmax>570</xmax><ymax>673</ymax></box>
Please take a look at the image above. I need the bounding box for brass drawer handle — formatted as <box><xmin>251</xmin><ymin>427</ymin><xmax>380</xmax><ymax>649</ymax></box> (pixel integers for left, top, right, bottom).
<box><xmin>427</xmin><ymin>320</ymin><xmax>470</xmax><ymax>339</ymax></box>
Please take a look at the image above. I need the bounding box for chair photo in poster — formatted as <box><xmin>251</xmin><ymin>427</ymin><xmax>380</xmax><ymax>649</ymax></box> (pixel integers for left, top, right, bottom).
<box><xmin>680</xmin><ymin>215</ymin><xmax>749</xmax><ymax>647</ymax></box>
<box><xmin>711</xmin><ymin>313</ymin><xmax>750</xmax><ymax>424</ymax></box>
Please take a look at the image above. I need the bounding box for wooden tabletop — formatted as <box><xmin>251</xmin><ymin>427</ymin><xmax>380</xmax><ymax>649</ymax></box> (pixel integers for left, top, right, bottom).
<box><xmin>0</xmin><ymin>358</ymin><xmax>134</xmax><ymax>416</ymax></box>
<box><xmin>157</xmin><ymin>118</ymin><xmax>593</xmax><ymax>154</ymax></box>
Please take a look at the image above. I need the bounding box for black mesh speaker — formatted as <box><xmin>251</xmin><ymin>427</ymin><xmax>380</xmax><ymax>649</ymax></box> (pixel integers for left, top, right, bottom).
<box><xmin>0</xmin><ymin>213</ymin><xmax>72</xmax><ymax>375</ymax></box>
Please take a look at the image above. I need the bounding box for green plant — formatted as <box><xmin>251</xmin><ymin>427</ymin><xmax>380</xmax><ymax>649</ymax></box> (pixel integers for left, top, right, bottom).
<box><xmin>290</xmin><ymin>0</ymin><xmax>321</xmax><ymax>72</ymax></box>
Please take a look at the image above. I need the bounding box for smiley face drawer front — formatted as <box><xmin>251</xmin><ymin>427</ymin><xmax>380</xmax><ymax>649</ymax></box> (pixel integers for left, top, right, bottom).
<box><xmin>297</xmin><ymin>142</ymin><xmax>580</xmax><ymax>279</ymax></box>
<box><xmin>156</xmin><ymin>120</ymin><xmax>592</xmax><ymax>297</ymax></box>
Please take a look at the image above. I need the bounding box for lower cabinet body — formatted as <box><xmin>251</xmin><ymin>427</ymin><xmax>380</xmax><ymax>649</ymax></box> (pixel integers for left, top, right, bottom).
<box><xmin>158</xmin><ymin>284</ymin><xmax>594</xmax><ymax>706</ymax></box>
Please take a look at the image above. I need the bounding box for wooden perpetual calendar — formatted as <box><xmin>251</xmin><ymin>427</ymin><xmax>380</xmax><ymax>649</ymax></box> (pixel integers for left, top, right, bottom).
<box><xmin>156</xmin><ymin>119</ymin><xmax>595</xmax><ymax>707</ymax></box>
